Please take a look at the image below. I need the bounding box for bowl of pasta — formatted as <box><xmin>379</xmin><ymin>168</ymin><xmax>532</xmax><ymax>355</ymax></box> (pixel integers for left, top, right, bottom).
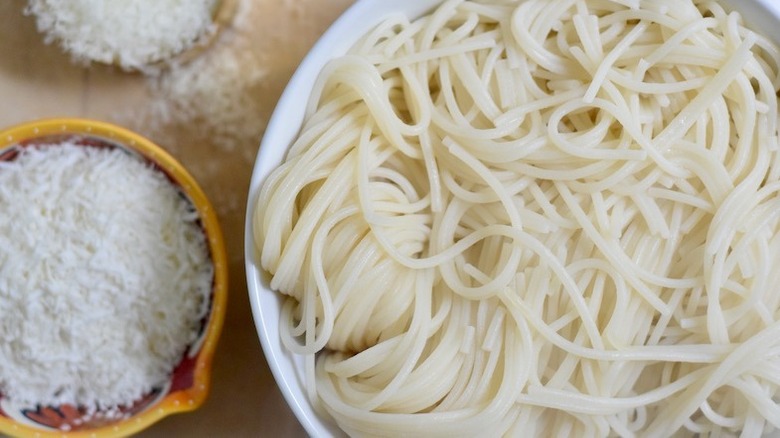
<box><xmin>245</xmin><ymin>0</ymin><xmax>780</xmax><ymax>436</ymax></box>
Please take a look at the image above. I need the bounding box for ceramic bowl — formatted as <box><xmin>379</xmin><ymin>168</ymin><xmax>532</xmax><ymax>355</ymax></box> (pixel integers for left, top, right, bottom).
<box><xmin>28</xmin><ymin>0</ymin><xmax>237</xmax><ymax>71</ymax></box>
<box><xmin>244</xmin><ymin>0</ymin><xmax>780</xmax><ymax>436</ymax></box>
<box><xmin>0</xmin><ymin>118</ymin><xmax>228</xmax><ymax>438</ymax></box>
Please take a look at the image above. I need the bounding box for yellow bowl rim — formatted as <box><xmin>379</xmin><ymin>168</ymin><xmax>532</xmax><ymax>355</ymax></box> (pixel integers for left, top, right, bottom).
<box><xmin>0</xmin><ymin>118</ymin><xmax>229</xmax><ymax>438</ymax></box>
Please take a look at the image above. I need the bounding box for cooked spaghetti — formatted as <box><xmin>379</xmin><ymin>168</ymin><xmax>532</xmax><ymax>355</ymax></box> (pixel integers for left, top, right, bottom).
<box><xmin>254</xmin><ymin>0</ymin><xmax>780</xmax><ymax>435</ymax></box>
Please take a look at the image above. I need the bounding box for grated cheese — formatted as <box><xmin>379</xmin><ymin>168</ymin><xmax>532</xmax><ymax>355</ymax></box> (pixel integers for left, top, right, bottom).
<box><xmin>131</xmin><ymin>39</ymin><xmax>269</xmax><ymax>154</ymax></box>
<box><xmin>0</xmin><ymin>141</ymin><xmax>213</xmax><ymax>413</ymax></box>
<box><xmin>25</xmin><ymin>0</ymin><xmax>218</xmax><ymax>71</ymax></box>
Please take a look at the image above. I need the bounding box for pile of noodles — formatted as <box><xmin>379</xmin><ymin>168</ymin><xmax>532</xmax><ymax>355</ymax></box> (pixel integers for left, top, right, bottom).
<box><xmin>255</xmin><ymin>0</ymin><xmax>780</xmax><ymax>435</ymax></box>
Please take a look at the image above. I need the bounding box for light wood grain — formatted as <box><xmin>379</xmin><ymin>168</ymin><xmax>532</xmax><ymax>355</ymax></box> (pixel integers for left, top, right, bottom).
<box><xmin>0</xmin><ymin>0</ymin><xmax>354</xmax><ymax>436</ymax></box>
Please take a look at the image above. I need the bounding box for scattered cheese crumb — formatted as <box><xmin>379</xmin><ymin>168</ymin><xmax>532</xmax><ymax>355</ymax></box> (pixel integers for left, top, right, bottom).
<box><xmin>0</xmin><ymin>141</ymin><xmax>213</xmax><ymax>414</ymax></box>
<box><xmin>115</xmin><ymin>0</ymin><xmax>269</xmax><ymax>155</ymax></box>
<box><xmin>136</xmin><ymin>43</ymin><xmax>269</xmax><ymax>153</ymax></box>
<box><xmin>25</xmin><ymin>0</ymin><xmax>219</xmax><ymax>70</ymax></box>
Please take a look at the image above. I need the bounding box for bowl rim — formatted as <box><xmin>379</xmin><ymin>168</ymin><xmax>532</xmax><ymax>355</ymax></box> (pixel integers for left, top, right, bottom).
<box><xmin>0</xmin><ymin>118</ymin><xmax>229</xmax><ymax>438</ymax></box>
<box><xmin>244</xmin><ymin>0</ymin><xmax>780</xmax><ymax>437</ymax></box>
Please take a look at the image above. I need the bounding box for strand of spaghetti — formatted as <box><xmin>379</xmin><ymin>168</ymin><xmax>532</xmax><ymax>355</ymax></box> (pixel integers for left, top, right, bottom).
<box><xmin>511</xmin><ymin>0</ymin><xmax>579</xmax><ymax>75</ymax></box>
<box><xmin>639</xmin><ymin>17</ymin><xmax>719</xmax><ymax>74</ymax></box>
<box><xmin>494</xmin><ymin>86</ymin><xmax>586</xmax><ymax>128</ymax></box>
<box><xmin>466</xmin><ymin>259</ymin><xmax>603</xmax><ymax>350</ymax></box>
<box><xmin>646</xmin><ymin>323</ymin><xmax>780</xmax><ymax>435</ymax></box>
<box><xmin>269</xmin><ymin>149</ymin><xmax>358</xmax><ymax>293</ymax></box>
<box><xmin>700</xmin><ymin>397</ymin><xmax>742</xmax><ymax>429</ymax></box>
<box><xmin>555</xmin><ymin>182</ymin><xmax>671</xmax><ymax>313</ymax></box>
<box><xmin>325</xmin><ymin>56</ymin><xmax>422</xmax><ymax>157</ymax></box>
<box><xmin>704</xmin><ymin>145</ymin><xmax>772</xmax><ymax>343</ymax></box>
<box><xmin>499</xmin><ymin>289</ymin><xmax>729</xmax><ymax>362</ymax></box>
<box><xmin>375</xmin><ymin>35</ymin><xmax>496</xmax><ymax>72</ymax></box>
<box><xmin>343</xmin><ymin>271</ymin><xmax>434</xmax><ymax>411</ymax></box>
<box><xmin>258</xmin><ymin>118</ymin><xmax>362</xmax><ymax>271</ymax></box>
<box><xmin>653</xmin><ymin>33</ymin><xmax>757</xmax><ymax>152</ymax></box>
<box><xmin>316</xmin><ymin>324</ymin><xmax>525</xmax><ymax>437</ymax></box>
<box><xmin>546</xmin><ymin>99</ymin><xmax>647</xmax><ymax>161</ymax></box>
<box><xmin>583</xmin><ymin>21</ymin><xmax>648</xmax><ymax>102</ymax></box>
<box><xmin>517</xmin><ymin>367</ymin><xmax>708</xmax><ymax>415</ymax></box>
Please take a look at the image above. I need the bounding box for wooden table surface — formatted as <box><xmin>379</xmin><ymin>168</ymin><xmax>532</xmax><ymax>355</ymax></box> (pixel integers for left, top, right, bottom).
<box><xmin>0</xmin><ymin>0</ymin><xmax>354</xmax><ymax>436</ymax></box>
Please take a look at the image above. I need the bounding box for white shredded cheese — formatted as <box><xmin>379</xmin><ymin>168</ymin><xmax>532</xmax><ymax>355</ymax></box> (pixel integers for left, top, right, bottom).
<box><xmin>0</xmin><ymin>141</ymin><xmax>213</xmax><ymax>412</ymax></box>
<box><xmin>135</xmin><ymin>41</ymin><xmax>269</xmax><ymax>153</ymax></box>
<box><xmin>25</xmin><ymin>0</ymin><xmax>218</xmax><ymax>70</ymax></box>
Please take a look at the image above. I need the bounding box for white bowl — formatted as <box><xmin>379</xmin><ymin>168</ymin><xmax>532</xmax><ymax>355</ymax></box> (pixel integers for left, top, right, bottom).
<box><xmin>245</xmin><ymin>0</ymin><xmax>780</xmax><ymax>436</ymax></box>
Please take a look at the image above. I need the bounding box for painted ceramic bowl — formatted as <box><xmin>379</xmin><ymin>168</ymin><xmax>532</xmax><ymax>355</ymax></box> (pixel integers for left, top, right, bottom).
<box><xmin>0</xmin><ymin>118</ymin><xmax>228</xmax><ymax>437</ymax></box>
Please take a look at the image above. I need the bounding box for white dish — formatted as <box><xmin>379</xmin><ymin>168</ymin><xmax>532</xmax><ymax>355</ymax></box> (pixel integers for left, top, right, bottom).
<box><xmin>245</xmin><ymin>0</ymin><xmax>780</xmax><ymax>436</ymax></box>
